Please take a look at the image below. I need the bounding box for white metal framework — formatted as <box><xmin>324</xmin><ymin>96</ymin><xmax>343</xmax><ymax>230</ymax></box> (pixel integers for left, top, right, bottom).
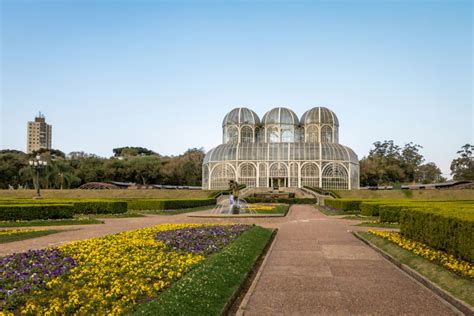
<box><xmin>203</xmin><ymin>107</ymin><xmax>359</xmax><ymax>190</ymax></box>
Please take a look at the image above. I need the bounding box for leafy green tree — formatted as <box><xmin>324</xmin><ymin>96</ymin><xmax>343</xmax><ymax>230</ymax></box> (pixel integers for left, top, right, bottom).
<box><xmin>112</xmin><ymin>147</ymin><xmax>157</xmax><ymax>157</ymax></box>
<box><xmin>415</xmin><ymin>162</ymin><xmax>445</xmax><ymax>184</ymax></box>
<box><xmin>0</xmin><ymin>150</ymin><xmax>28</xmax><ymax>189</ymax></box>
<box><xmin>450</xmin><ymin>144</ymin><xmax>474</xmax><ymax>180</ymax></box>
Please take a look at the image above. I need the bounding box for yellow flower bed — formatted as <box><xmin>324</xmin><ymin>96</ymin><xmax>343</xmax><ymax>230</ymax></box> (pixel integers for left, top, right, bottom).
<box><xmin>369</xmin><ymin>230</ymin><xmax>474</xmax><ymax>278</ymax></box>
<box><xmin>20</xmin><ymin>224</ymin><xmax>205</xmax><ymax>315</ymax></box>
<box><xmin>248</xmin><ymin>204</ymin><xmax>275</xmax><ymax>212</ymax></box>
<box><xmin>0</xmin><ymin>229</ymin><xmax>45</xmax><ymax>236</ymax></box>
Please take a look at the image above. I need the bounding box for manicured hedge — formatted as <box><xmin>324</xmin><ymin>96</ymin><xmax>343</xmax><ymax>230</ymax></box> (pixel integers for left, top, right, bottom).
<box><xmin>378</xmin><ymin>204</ymin><xmax>407</xmax><ymax>223</ymax></box>
<box><xmin>127</xmin><ymin>198</ymin><xmax>216</xmax><ymax>211</ymax></box>
<box><xmin>0</xmin><ymin>204</ymin><xmax>74</xmax><ymax>221</ymax></box>
<box><xmin>400</xmin><ymin>207</ymin><xmax>474</xmax><ymax>263</ymax></box>
<box><xmin>244</xmin><ymin>197</ymin><xmax>317</xmax><ymax>204</ymax></box>
<box><xmin>325</xmin><ymin>199</ymin><xmax>365</xmax><ymax>211</ymax></box>
<box><xmin>72</xmin><ymin>201</ymin><xmax>127</xmax><ymax>214</ymax></box>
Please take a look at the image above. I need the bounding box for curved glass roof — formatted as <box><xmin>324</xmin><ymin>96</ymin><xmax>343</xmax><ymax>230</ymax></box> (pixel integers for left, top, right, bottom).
<box><xmin>204</xmin><ymin>143</ymin><xmax>358</xmax><ymax>164</ymax></box>
<box><xmin>300</xmin><ymin>107</ymin><xmax>339</xmax><ymax>126</ymax></box>
<box><xmin>222</xmin><ymin>107</ymin><xmax>260</xmax><ymax>126</ymax></box>
<box><xmin>261</xmin><ymin>107</ymin><xmax>299</xmax><ymax>125</ymax></box>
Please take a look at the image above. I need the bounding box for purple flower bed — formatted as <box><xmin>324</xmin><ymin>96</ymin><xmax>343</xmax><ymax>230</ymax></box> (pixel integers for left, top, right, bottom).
<box><xmin>156</xmin><ymin>225</ymin><xmax>251</xmax><ymax>255</ymax></box>
<box><xmin>0</xmin><ymin>248</ymin><xmax>76</xmax><ymax>311</ymax></box>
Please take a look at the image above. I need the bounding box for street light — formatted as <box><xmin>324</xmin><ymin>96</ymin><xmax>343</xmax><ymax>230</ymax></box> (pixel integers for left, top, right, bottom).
<box><xmin>29</xmin><ymin>155</ymin><xmax>47</xmax><ymax>199</ymax></box>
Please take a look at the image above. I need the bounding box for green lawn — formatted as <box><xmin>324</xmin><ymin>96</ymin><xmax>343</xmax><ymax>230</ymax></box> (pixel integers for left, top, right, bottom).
<box><xmin>357</xmin><ymin>232</ymin><xmax>473</xmax><ymax>306</ymax></box>
<box><xmin>254</xmin><ymin>204</ymin><xmax>289</xmax><ymax>215</ymax></box>
<box><xmin>90</xmin><ymin>212</ymin><xmax>145</xmax><ymax>218</ymax></box>
<box><xmin>356</xmin><ymin>222</ymin><xmax>400</xmax><ymax>229</ymax></box>
<box><xmin>134</xmin><ymin>226</ymin><xmax>274</xmax><ymax>315</ymax></box>
<box><xmin>341</xmin><ymin>215</ymin><xmax>378</xmax><ymax>221</ymax></box>
<box><xmin>317</xmin><ymin>206</ymin><xmax>359</xmax><ymax>216</ymax></box>
<box><xmin>0</xmin><ymin>229</ymin><xmax>63</xmax><ymax>243</ymax></box>
<box><xmin>0</xmin><ymin>218</ymin><xmax>103</xmax><ymax>227</ymax></box>
<box><xmin>136</xmin><ymin>205</ymin><xmax>215</xmax><ymax>215</ymax></box>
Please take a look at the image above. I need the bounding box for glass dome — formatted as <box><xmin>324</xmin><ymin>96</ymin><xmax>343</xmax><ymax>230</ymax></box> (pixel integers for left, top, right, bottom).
<box><xmin>222</xmin><ymin>107</ymin><xmax>260</xmax><ymax>127</ymax></box>
<box><xmin>300</xmin><ymin>107</ymin><xmax>339</xmax><ymax>126</ymax></box>
<box><xmin>261</xmin><ymin>107</ymin><xmax>299</xmax><ymax>125</ymax></box>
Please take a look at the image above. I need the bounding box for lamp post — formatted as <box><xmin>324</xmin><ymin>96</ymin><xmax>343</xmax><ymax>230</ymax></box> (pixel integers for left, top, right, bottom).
<box><xmin>29</xmin><ymin>155</ymin><xmax>47</xmax><ymax>199</ymax></box>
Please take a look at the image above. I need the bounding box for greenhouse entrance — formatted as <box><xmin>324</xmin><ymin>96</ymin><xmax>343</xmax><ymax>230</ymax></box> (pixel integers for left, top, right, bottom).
<box><xmin>270</xmin><ymin>177</ymin><xmax>287</xmax><ymax>188</ymax></box>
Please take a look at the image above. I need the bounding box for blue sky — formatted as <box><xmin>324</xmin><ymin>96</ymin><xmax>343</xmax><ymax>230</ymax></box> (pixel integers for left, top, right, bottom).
<box><xmin>1</xmin><ymin>0</ymin><xmax>472</xmax><ymax>178</ymax></box>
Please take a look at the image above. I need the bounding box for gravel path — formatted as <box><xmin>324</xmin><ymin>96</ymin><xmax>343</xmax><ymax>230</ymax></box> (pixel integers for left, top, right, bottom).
<box><xmin>1</xmin><ymin>205</ymin><xmax>457</xmax><ymax>314</ymax></box>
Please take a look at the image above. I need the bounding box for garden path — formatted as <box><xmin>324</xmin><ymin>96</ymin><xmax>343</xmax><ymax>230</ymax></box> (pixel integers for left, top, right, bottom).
<box><xmin>238</xmin><ymin>204</ymin><xmax>457</xmax><ymax>315</ymax></box>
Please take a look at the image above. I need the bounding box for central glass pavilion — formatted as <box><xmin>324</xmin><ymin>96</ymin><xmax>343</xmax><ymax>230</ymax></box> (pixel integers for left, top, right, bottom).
<box><xmin>202</xmin><ymin>107</ymin><xmax>359</xmax><ymax>190</ymax></box>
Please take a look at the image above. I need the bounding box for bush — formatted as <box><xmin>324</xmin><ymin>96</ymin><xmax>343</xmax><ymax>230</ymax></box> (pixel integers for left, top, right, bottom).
<box><xmin>400</xmin><ymin>206</ymin><xmax>474</xmax><ymax>263</ymax></box>
<box><xmin>325</xmin><ymin>199</ymin><xmax>364</xmax><ymax>211</ymax></box>
<box><xmin>360</xmin><ymin>202</ymin><xmax>385</xmax><ymax>216</ymax></box>
<box><xmin>0</xmin><ymin>204</ymin><xmax>74</xmax><ymax>221</ymax></box>
<box><xmin>72</xmin><ymin>201</ymin><xmax>128</xmax><ymax>214</ymax></box>
<box><xmin>244</xmin><ymin>197</ymin><xmax>317</xmax><ymax>204</ymax></box>
<box><xmin>127</xmin><ymin>198</ymin><xmax>216</xmax><ymax>211</ymax></box>
<box><xmin>378</xmin><ymin>205</ymin><xmax>406</xmax><ymax>223</ymax></box>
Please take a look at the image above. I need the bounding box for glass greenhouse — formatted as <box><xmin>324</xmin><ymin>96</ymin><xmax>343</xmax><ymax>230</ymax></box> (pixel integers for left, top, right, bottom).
<box><xmin>202</xmin><ymin>107</ymin><xmax>359</xmax><ymax>190</ymax></box>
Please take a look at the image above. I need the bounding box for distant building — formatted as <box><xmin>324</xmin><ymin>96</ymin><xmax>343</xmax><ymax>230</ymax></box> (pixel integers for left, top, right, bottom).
<box><xmin>27</xmin><ymin>113</ymin><xmax>52</xmax><ymax>154</ymax></box>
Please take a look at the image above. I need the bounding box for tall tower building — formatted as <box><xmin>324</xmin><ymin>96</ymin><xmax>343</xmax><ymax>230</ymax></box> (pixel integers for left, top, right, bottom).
<box><xmin>27</xmin><ymin>112</ymin><xmax>52</xmax><ymax>154</ymax></box>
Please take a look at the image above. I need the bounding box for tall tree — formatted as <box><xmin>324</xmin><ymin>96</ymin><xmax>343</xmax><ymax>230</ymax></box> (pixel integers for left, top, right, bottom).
<box><xmin>450</xmin><ymin>144</ymin><xmax>474</xmax><ymax>180</ymax></box>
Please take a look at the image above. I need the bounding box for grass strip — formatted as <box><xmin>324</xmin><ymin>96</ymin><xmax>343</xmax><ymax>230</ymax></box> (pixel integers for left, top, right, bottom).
<box><xmin>89</xmin><ymin>212</ymin><xmax>145</xmax><ymax>218</ymax></box>
<box><xmin>133</xmin><ymin>226</ymin><xmax>273</xmax><ymax>315</ymax></box>
<box><xmin>0</xmin><ymin>218</ymin><xmax>103</xmax><ymax>227</ymax></box>
<box><xmin>0</xmin><ymin>229</ymin><xmax>63</xmax><ymax>243</ymax></box>
<box><xmin>138</xmin><ymin>205</ymin><xmax>214</xmax><ymax>215</ymax></box>
<box><xmin>341</xmin><ymin>215</ymin><xmax>378</xmax><ymax>221</ymax></box>
<box><xmin>356</xmin><ymin>222</ymin><xmax>400</xmax><ymax>228</ymax></box>
<box><xmin>317</xmin><ymin>206</ymin><xmax>359</xmax><ymax>216</ymax></box>
<box><xmin>356</xmin><ymin>232</ymin><xmax>473</xmax><ymax>307</ymax></box>
<box><xmin>254</xmin><ymin>204</ymin><xmax>289</xmax><ymax>215</ymax></box>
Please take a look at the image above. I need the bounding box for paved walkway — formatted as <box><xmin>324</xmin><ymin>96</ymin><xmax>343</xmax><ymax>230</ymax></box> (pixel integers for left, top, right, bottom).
<box><xmin>239</xmin><ymin>205</ymin><xmax>456</xmax><ymax>315</ymax></box>
<box><xmin>1</xmin><ymin>205</ymin><xmax>457</xmax><ymax>314</ymax></box>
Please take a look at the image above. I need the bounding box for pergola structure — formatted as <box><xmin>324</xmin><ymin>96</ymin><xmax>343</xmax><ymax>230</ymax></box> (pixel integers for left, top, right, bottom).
<box><xmin>202</xmin><ymin>107</ymin><xmax>359</xmax><ymax>190</ymax></box>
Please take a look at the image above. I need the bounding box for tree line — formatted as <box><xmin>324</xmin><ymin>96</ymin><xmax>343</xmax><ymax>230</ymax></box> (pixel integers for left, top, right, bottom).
<box><xmin>0</xmin><ymin>143</ymin><xmax>472</xmax><ymax>189</ymax></box>
<box><xmin>0</xmin><ymin>147</ymin><xmax>204</xmax><ymax>189</ymax></box>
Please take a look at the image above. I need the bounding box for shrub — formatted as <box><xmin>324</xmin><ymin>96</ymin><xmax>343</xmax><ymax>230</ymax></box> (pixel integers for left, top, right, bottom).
<box><xmin>244</xmin><ymin>197</ymin><xmax>317</xmax><ymax>204</ymax></box>
<box><xmin>360</xmin><ymin>202</ymin><xmax>385</xmax><ymax>216</ymax></box>
<box><xmin>0</xmin><ymin>204</ymin><xmax>74</xmax><ymax>221</ymax></box>
<box><xmin>400</xmin><ymin>207</ymin><xmax>474</xmax><ymax>263</ymax></box>
<box><xmin>127</xmin><ymin>198</ymin><xmax>216</xmax><ymax>211</ymax></box>
<box><xmin>378</xmin><ymin>205</ymin><xmax>406</xmax><ymax>223</ymax></box>
<box><xmin>72</xmin><ymin>201</ymin><xmax>127</xmax><ymax>214</ymax></box>
<box><xmin>325</xmin><ymin>199</ymin><xmax>364</xmax><ymax>211</ymax></box>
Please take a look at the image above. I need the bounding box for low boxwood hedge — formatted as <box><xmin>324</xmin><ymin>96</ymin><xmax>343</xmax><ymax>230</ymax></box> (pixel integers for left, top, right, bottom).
<box><xmin>127</xmin><ymin>198</ymin><xmax>216</xmax><ymax>211</ymax></box>
<box><xmin>325</xmin><ymin>199</ymin><xmax>365</xmax><ymax>211</ymax></box>
<box><xmin>244</xmin><ymin>197</ymin><xmax>317</xmax><ymax>204</ymax></box>
<box><xmin>72</xmin><ymin>201</ymin><xmax>128</xmax><ymax>214</ymax></box>
<box><xmin>0</xmin><ymin>204</ymin><xmax>74</xmax><ymax>221</ymax></box>
<box><xmin>400</xmin><ymin>207</ymin><xmax>474</xmax><ymax>263</ymax></box>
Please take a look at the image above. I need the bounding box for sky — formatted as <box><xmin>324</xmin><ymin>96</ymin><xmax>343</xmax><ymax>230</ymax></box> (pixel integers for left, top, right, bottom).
<box><xmin>0</xmin><ymin>0</ymin><xmax>472</xmax><ymax>178</ymax></box>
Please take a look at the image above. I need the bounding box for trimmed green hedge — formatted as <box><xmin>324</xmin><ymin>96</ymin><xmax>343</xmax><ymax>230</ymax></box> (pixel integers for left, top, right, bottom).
<box><xmin>244</xmin><ymin>197</ymin><xmax>317</xmax><ymax>204</ymax></box>
<box><xmin>0</xmin><ymin>204</ymin><xmax>74</xmax><ymax>221</ymax></box>
<box><xmin>325</xmin><ymin>199</ymin><xmax>365</xmax><ymax>211</ymax></box>
<box><xmin>72</xmin><ymin>201</ymin><xmax>127</xmax><ymax>214</ymax></box>
<box><xmin>127</xmin><ymin>198</ymin><xmax>216</xmax><ymax>211</ymax></box>
<box><xmin>400</xmin><ymin>207</ymin><xmax>474</xmax><ymax>263</ymax></box>
<box><xmin>378</xmin><ymin>204</ymin><xmax>406</xmax><ymax>223</ymax></box>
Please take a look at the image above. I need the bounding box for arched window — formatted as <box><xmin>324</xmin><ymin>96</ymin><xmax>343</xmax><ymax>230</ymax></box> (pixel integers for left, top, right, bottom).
<box><xmin>226</xmin><ymin>126</ymin><xmax>238</xmax><ymax>144</ymax></box>
<box><xmin>210</xmin><ymin>164</ymin><xmax>236</xmax><ymax>190</ymax></box>
<box><xmin>241</xmin><ymin>126</ymin><xmax>254</xmax><ymax>143</ymax></box>
<box><xmin>321</xmin><ymin>125</ymin><xmax>333</xmax><ymax>143</ymax></box>
<box><xmin>266</xmin><ymin>126</ymin><xmax>279</xmax><ymax>143</ymax></box>
<box><xmin>238</xmin><ymin>163</ymin><xmax>256</xmax><ymax>187</ymax></box>
<box><xmin>306</xmin><ymin>125</ymin><xmax>319</xmax><ymax>143</ymax></box>
<box><xmin>322</xmin><ymin>163</ymin><xmax>348</xmax><ymax>189</ymax></box>
<box><xmin>281</xmin><ymin>127</ymin><xmax>294</xmax><ymax>142</ymax></box>
<box><xmin>270</xmin><ymin>163</ymin><xmax>288</xmax><ymax>178</ymax></box>
<box><xmin>301</xmin><ymin>163</ymin><xmax>319</xmax><ymax>187</ymax></box>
